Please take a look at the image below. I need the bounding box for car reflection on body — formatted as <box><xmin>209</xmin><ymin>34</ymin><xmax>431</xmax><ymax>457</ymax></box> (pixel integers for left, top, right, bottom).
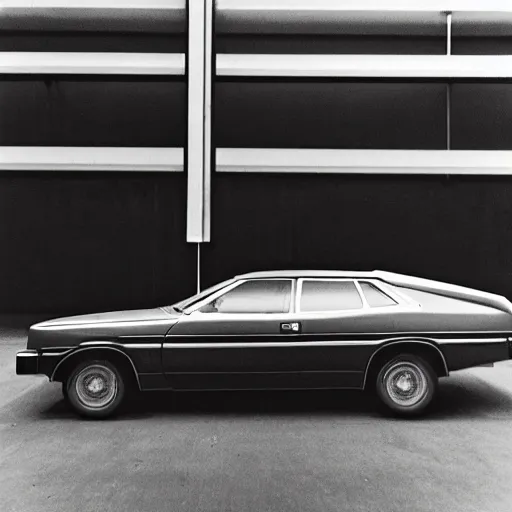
<box><xmin>16</xmin><ymin>270</ymin><xmax>512</xmax><ymax>418</ymax></box>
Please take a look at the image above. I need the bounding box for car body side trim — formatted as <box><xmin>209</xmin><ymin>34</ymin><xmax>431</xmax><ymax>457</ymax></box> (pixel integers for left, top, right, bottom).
<box><xmin>163</xmin><ymin>337</ymin><xmax>506</xmax><ymax>348</ymax></box>
<box><xmin>164</xmin><ymin>340</ymin><xmax>382</xmax><ymax>348</ymax></box>
<box><xmin>164</xmin><ymin>330</ymin><xmax>509</xmax><ymax>337</ymax></box>
<box><xmin>50</xmin><ymin>346</ymin><xmax>142</xmax><ymax>390</ymax></box>
<box><xmin>79</xmin><ymin>341</ymin><xmax>162</xmax><ymax>349</ymax></box>
<box><xmin>168</xmin><ymin>369</ymin><xmax>363</xmax><ymax>375</ymax></box>
<box><xmin>123</xmin><ymin>344</ymin><xmax>162</xmax><ymax>349</ymax></box>
<box><xmin>80</xmin><ymin>341</ymin><xmax>122</xmax><ymax>346</ymax></box>
<box><xmin>40</xmin><ymin>348</ymin><xmax>75</xmax><ymax>354</ymax></box>
<box><xmin>36</xmin><ymin>320</ymin><xmax>174</xmax><ymax>331</ymax></box>
<box><xmin>118</xmin><ymin>335</ymin><xmax>165</xmax><ymax>338</ymax></box>
<box><xmin>437</xmin><ymin>337</ymin><xmax>508</xmax><ymax>344</ymax></box>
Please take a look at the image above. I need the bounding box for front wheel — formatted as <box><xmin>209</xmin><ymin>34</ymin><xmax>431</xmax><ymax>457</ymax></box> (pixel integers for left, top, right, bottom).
<box><xmin>376</xmin><ymin>354</ymin><xmax>437</xmax><ymax>417</ymax></box>
<box><xmin>64</xmin><ymin>360</ymin><xmax>125</xmax><ymax>419</ymax></box>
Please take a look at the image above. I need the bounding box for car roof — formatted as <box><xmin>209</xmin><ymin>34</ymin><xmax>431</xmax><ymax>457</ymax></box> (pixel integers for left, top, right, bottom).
<box><xmin>235</xmin><ymin>270</ymin><xmax>379</xmax><ymax>279</ymax></box>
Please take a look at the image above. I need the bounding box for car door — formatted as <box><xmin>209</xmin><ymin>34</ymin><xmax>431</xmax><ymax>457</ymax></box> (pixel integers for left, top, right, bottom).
<box><xmin>163</xmin><ymin>278</ymin><xmax>305</xmax><ymax>390</ymax></box>
<box><xmin>288</xmin><ymin>278</ymin><xmax>380</xmax><ymax>389</ymax></box>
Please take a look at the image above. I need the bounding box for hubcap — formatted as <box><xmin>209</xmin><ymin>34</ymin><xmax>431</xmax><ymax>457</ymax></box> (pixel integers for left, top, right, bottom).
<box><xmin>75</xmin><ymin>364</ymin><xmax>117</xmax><ymax>409</ymax></box>
<box><xmin>384</xmin><ymin>362</ymin><xmax>427</xmax><ymax>407</ymax></box>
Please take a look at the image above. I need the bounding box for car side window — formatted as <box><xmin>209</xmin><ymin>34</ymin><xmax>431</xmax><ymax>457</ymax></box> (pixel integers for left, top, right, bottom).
<box><xmin>359</xmin><ymin>282</ymin><xmax>397</xmax><ymax>307</ymax></box>
<box><xmin>199</xmin><ymin>279</ymin><xmax>292</xmax><ymax>314</ymax></box>
<box><xmin>300</xmin><ymin>280</ymin><xmax>363</xmax><ymax>312</ymax></box>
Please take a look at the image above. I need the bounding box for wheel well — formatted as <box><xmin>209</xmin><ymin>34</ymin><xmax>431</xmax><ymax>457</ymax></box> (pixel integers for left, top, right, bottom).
<box><xmin>364</xmin><ymin>341</ymin><xmax>448</xmax><ymax>390</ymax></box>
<box><xmin>52</xmin><ymin>348</ymin><xmax>140</xmax><ymax>390</ymax></box>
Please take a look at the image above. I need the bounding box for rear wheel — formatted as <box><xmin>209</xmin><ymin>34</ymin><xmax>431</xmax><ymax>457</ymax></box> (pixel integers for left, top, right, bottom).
<box><xmin>375</xmin><ymin>354</ymin><xmax>437</xmax><ymax>417</ymax></box>
<box><xmin>64</xmin><ymin>359</ymin><xmax>125</xmax><ymax>419</ymax></box>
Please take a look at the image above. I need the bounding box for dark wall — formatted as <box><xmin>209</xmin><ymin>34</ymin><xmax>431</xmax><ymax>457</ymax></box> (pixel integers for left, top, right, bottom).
<box><xmin>451</xmin><ymin>83</ymin><xmax>512</xmax><ymax>149</ymax></box>
<box><xmin>0</xmin><ymin>9</ymin><xmax>190</xmax><ymax>314</ymax></box>
<box><xmin>452</xmin><ymin>37</ymin><xmax>512</xmax><ymax>54</ymax></box>
<box><xmin>202</xmin><ymin>174</ymin><xmax>512</xmax><ymax>300</ymax></box>
<box><xmin>0</xmin><ymin>173</ymin><xmax>195</xmax><ymax>314</ymax></box>
<box><xmin>4</xmin><ymin>10</ymin><xmax>512</xmax><ymax>315</ymax></box>
<box><xmin>216</xmin><ymin>35</ymin><xmax>445</xmax><ymax>55</ymax></box>
<box><xmin>0</xmin><ymin>77</ymin><xmax>186</xmax><ymax>147</ymax></box>
<box><xmin>215</xmin><ymin>10</ymin><xmax>446</xmax><ymax>55</ymax></box>
<box><xmin>0</xmin><ymin>32</ymin><xmax>186</xmax><ymax>53</ymax></box>
<box><xmin>0</xmin><ymin>9</ymin><xmax>186</xmax><ymax>52</ymax></box>
<box><xmin>216</xmin><ymin>81</ymin><xmax>447</xmax><ymax>149</ymax></box>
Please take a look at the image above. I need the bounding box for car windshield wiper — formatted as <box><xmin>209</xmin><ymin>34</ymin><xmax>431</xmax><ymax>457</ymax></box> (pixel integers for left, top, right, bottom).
<box><xmin>172</xmin><ymin>305</ymin><xmax>184</xmax><ymax>313</ymax></box>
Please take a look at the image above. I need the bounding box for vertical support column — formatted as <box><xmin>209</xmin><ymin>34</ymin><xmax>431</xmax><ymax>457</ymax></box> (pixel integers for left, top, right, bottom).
<box><xmin>446</xmin><ymin>11</ymin><xmax>452</xmax><ymax>150</ymax></box>
<box><xmin>187</xmin><ymin>0</ymin><xmax>212</xmax><ymax>244</ymax></box>
<box><xmin>203</xmin><ymin>0</ymin><xmax>213</xmax><ymax>245</ymax></box>
<box><xmin>187</xmin><ymin>0</ymin><xmax>213</xmax><ymax>291</ymax></box>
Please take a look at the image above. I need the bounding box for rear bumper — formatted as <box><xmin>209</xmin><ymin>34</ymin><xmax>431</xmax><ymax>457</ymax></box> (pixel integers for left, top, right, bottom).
<box><xmin>16</xmin><ymin>350</ymin><xmax>39</xmax><ymax>375</ymax></box>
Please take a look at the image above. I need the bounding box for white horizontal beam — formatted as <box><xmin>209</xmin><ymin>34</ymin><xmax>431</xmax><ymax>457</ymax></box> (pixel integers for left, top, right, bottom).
<box><xmin>0</xmin><ymin>147</ymin><xmax>184</xmax><ymax>171</ymax></box>
<box><xmin>216</xmin><ymin>148</ymin><xmax>512</xmax><ymax>175</ymax></box>
<box><xmin>1</xmin><ymin>0</ymin><xmax>185</xmax><ymax>8</ymax></box>
<box><xmin>0</xmin><ymin>52</ymin><xmax>185</xmax><ymax>75</ymax></box>
<box><xmin>217</xmin><ymin>54</ymin><xmax>512</xmax><ymax>78</ymax></box>
<box><xmin>217</xmin><ymin>0</ymin><xmax>512</xmax><ymax>13</ymax></box>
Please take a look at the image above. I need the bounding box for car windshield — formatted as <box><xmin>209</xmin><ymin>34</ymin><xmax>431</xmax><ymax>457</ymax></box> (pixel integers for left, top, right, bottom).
<box><xmin>166</xmin><ymin>278</ymin><xmax>235</xmax><ymax>313</ymax></box>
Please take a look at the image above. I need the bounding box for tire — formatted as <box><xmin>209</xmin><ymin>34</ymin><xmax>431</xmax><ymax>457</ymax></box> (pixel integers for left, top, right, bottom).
<box><xmin>375</xmin><ymin>354</ymin><xmax>437</xmax><ymax>417</ymax></box>
<box><xmin>65</xmin><ymin>359</ymin><xmax>125</xmax><ymax>419</ymax></box>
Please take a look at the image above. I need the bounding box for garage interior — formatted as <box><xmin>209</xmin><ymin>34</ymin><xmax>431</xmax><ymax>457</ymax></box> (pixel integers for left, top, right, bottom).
<box><xmin>2</xmin><ymin>1</ymin><xmax>512</xmax><ymax>315</ymax></box>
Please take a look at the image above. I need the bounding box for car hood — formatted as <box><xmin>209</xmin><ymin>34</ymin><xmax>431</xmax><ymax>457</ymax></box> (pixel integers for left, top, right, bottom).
<box><xmin>27</xmin><ymin>308</ymin><xmax>181</xmax><ymax>349</ymax></box>
<box><xmin>35</xmin><ymin>307</ymin><xmax>174</xmax><ymax>328</ymax></box>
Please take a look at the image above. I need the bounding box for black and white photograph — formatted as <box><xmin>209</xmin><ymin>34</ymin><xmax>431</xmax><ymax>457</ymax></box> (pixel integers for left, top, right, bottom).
<box><xmin>2</xmin><ymin>0</ymin><xmax>512</xmax><ymax>511</ymax></box>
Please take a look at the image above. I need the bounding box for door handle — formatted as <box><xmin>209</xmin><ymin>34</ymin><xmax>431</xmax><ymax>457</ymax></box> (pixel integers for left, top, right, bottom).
<box><xmin>280</xmin><ymin>322</ymin><xmax>301</xmax><ymax>334</ymax></box>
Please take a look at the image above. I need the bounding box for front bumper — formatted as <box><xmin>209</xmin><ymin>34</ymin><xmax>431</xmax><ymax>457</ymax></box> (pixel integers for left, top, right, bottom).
<box><xmin>16</xmin><ymin>350</ymin><xmax>39</xmax><ymax>374</ymax></box>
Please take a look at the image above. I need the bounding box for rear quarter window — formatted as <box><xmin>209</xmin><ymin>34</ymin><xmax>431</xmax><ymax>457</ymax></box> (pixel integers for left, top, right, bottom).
<box><xmin>359</xmin><ymin>282</ymin><xmax>397</xmax><ymax>307</ymax></box>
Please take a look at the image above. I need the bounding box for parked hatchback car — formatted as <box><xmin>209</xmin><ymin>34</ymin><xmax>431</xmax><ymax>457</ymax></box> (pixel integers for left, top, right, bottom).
<box><xmin>17</xmin><ymin>270</ymin><xmax>512</xmax><ymax>418</ymax></box>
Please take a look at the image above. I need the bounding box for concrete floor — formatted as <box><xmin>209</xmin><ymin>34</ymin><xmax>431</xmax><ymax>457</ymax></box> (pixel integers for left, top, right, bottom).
<box><xmin>2</xmin><ymin>324</ymin><xmax>512</xmax><ymax>512</ymax></box>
